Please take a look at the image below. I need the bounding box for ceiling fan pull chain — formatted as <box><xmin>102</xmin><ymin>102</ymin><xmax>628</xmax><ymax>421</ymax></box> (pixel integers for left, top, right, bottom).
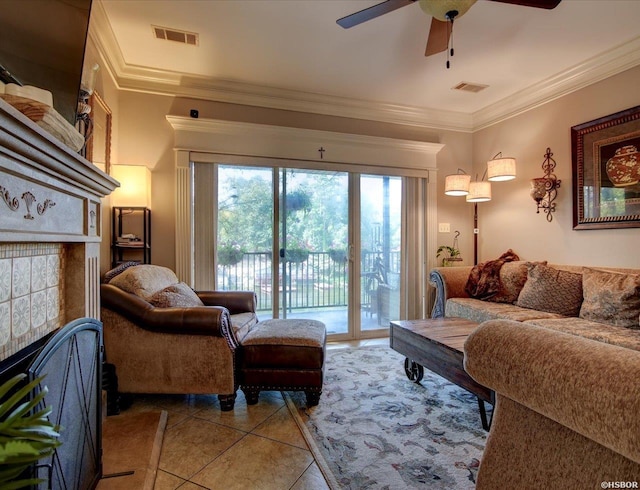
<box><xmin>446</xmin><ymin>19</ymin><xmax>451</xmax><ymax>68</ymax></box>
<box><xmin>446</xmin><ymin>11</ymin><xmax>457</xmax><ymax>69</ymax></box>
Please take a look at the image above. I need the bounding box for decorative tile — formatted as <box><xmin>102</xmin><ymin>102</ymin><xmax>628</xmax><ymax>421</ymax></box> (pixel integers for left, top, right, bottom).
<box><xmin>31</xmin><ymin>290</ymin><xmax>47</xmax><ymax>329</ymax></box>
<box><xmin>12</xmin><ymin>257</ymin><xmax>31</xmax><ymax>297</ymax></box>
<box><xmin>11</xmin><ymin>296</ymin><xmax>30</xmax><ymax>337</ymax></box>
<box><xmin>47</xmin><ymin>287</ymin><xmax>60</xmax><ymax>321</ymax></box>
<box><xmin>0</xmin><ymin>302</ymin><xmax>10</xmax><ymax>347</ymax></box>
<box><xmin>0</xmin><ymin>259</ymin><xmax>11</xmax><ymax>302</ymax></box>
<box><xmin>31</xmin><ymin>255</ymin><xmax>47</xmax><ymax>292</ymax></box>
<box><xmin>47</xmin><ymin>254</ymin><xmax>60</xmax><ymax>288</ymax></box>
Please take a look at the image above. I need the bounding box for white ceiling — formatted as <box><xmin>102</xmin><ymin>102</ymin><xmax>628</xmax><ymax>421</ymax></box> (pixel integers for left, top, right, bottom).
<box><xmin>94</xmin><ymin>0</ymin><xmax>640</xmax><ymax>130</ymax></box>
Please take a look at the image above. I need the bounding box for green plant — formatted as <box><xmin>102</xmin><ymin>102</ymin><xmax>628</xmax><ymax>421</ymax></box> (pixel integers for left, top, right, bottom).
<box><xmin>217</xmin><ymin>243</ymin><xmax>245</xmax><ymax>266</ymax></box>
<box><xmin>0</xmin><ymin>374</ymin><xmax>61</xmax><ymax>489</ymax></box>
<box><xmin>436</xmin><ymin>245</ymin><xmax>462</xmax><ymax>266</ymax></box>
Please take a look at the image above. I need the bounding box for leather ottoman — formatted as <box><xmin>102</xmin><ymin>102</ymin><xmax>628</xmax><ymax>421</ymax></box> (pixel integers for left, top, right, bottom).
<box><xmin>239</xmin><ymin>318</ymin><xmax>326</xmax><ymax>406</ymax></box>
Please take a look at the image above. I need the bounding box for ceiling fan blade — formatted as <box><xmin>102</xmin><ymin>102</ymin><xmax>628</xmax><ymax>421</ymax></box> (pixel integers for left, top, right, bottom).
<box><xmin>489</xmin><ymin>0</ymin><xmax>562</xmax><ymax>9</ymax></box>
<box><xmin>425</xmin><ymin>18</ymin><xmax>449</xmax><ymax>56</ymax></box>
<box><xmin>337</xmin><ymin>0</ymin><xmax>415</xmax><ymax>29</ymax></box>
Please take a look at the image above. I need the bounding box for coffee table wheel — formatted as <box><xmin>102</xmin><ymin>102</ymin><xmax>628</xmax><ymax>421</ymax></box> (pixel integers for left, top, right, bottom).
<box><xmin>404</xmin><ymin>358</ymin><xmax>424</xmax><ymax>383</ymax></box>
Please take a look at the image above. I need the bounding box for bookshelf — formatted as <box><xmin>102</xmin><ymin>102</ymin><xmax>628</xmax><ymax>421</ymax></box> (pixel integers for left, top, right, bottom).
<box><xmin>111</xmin><ymin>206</ymin><xmax>151</xmax><ymax>267</ymax></box>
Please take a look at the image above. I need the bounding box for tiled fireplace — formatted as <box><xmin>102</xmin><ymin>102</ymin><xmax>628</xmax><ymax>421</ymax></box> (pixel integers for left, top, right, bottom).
<box><xmin>0</xmin><ymin>97</ymin><xmax>117</xmax><ymax>364</ymax></box>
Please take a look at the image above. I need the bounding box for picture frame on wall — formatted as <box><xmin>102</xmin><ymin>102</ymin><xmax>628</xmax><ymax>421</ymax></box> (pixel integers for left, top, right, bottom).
<box><xmin>86</xmin><ymin>91</ymin><xmax>112</xmax><ymax>175</ymax></box>
<box><xmin>571</xmin><ymin>105</ymin><xmax>640</xmax><ymax>230</ymax></box>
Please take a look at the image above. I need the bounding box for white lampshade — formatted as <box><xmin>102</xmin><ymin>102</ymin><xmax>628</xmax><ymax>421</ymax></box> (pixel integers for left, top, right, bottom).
<box><xmin>444</xmin><ymin>173</ymin><xmax>471</xmax><ymax>196</ymax></box>
<box><xmin>466</xmin><ymin>181</ymin><xmax>492</xmax><ymax>202</ymax></box>
<box><xmin>111</xmin><ymin>165</ymin><xmax>151</xmax><ymax>208</ymax></box>
<box><xmin>487</xmin><ymin>157</ymin><xmax>516</xmax><ymax>182</ymax></box>
<box><xmin>418</xmin><ymin>0</ymin><xmax>477</xmax><ymax>21</ymax></box>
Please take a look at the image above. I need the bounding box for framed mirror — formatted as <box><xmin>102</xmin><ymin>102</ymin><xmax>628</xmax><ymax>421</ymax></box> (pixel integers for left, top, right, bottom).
<box><xmin>87</xmin><ymin>92</ymin><xmax>112</xmax><ymax>174</ymax></box>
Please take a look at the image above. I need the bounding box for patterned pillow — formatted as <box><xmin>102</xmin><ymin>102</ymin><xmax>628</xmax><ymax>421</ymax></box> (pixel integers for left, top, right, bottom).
<box><xmin>148</xmin><ymin>282</ymin><xmax>204</xmax><ymax>308</ymax></box>
<box><xmin>490</xmin><ymin>261</ymin><xmax>547</xmax><ymax>304</ymax></box>
<box><xmin>516</xmin><ymin>263</ymin><xmax>583</xmax><ymax>316</ymax></box>
<box><xmin>102</xmin><ymin>261</ymin><xmax>139</xmax><ymax>283</ymax></box>
<box><xmin>579</xmin><ymin>268</ymin><xmax>640</xmax><ymax>329</ymax></box>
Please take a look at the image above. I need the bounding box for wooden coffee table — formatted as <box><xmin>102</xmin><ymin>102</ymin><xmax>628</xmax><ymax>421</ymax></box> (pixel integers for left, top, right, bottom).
<box><xmin>390</xmin><ymin>317</ymin><xmax>494</xmax><ymax>430</ymax></box>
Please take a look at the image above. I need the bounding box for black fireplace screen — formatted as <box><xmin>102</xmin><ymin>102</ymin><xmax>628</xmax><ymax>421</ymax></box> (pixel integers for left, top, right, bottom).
<box><xmin>28</xmin><ymin>318</ymin><xmax>103</xmax><ymax>490</ymax></box>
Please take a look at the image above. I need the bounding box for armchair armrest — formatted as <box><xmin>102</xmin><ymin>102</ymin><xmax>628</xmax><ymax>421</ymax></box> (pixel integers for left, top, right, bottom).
<box><xmin>429</xmin><ymin>266</ymin><xmax>472</xmax><ymax>317</ymax></box>
<box><xmin>464</xmin><ymin>320</ymin><xmax>640</xmax><ymax>464</ymax></box>
<box><xmin>197</xmin><ymin>290</ymin><xmax>257</xmax><ymax>314</ymax></box>
<box><xmin>101</xmin><ymin>283</ymin><xmax>230</xmax><ymax>337</ymax></box>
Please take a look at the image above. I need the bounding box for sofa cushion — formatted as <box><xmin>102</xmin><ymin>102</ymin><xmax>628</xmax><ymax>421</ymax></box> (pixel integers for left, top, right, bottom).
<box><xmin>446</xmin><ymin>297</ymin><xmax>563</xmax><ymax>324</ymax></box>
<box><xmin>108</xmin><ymin>264</ymin><xmax>179</xmax><ymax>301</ymax></box>
<box><xmin>516</xmin><ymin>263</ymin><xmax>583</xmax><ymax>316</ymax></box>
<box><xmin>524</xmin><ymin>317</ymin><xmax>640</xmax><ymax>351</ymax></box>
<box><xmin>579</xmin><ymin>268</ymin><xmax>640</xmax><ymax>329</ymax></box>
<box><xmin>148</xmin><ymin>282</ymin><xmax>204</xmax><ymax>308</ymax></box>
<box><xmin>230</xmin><ymin>312</ymin><xmax>259</xmax><ymax>342</ymax></box>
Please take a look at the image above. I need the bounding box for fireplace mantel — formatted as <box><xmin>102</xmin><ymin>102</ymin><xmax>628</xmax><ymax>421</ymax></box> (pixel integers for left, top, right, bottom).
<box><xmin>0</xmin><ymin>97</ymin><xmax>118</xmax><ymax>361</ymax></box>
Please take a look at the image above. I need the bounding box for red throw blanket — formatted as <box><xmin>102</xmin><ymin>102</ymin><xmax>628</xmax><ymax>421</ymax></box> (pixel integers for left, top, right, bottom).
<box><xmin>465</xmin><ymin>249</ymin><xmax>520</xmax><ymax>300</ymax></box>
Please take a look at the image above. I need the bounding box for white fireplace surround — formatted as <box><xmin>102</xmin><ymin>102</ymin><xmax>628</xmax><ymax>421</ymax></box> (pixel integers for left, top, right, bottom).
<box><xmin>0</xmin><ymin>98</ymin><xmax>117</xmax><ymax>361</ymax></box>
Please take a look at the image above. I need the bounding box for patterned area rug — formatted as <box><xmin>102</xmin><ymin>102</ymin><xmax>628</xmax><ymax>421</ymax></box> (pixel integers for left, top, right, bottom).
<box><xmin>284</xmin><ymin>345</ymin><xmax>487</xmax><ymax>489</ymax></box>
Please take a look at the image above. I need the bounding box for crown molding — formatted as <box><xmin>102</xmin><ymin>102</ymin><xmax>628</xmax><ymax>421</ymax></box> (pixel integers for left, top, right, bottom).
<box><xmin>472</xmin><ymin>35</ymin><xmax>640</xmax><ymax>130</ymax></box>
<box><xmin>91</xmin><ymin>1</ymin><xmax>640</xmax><ymax>133</ymax></box>
<box><xmin>166</xmin><ymin>115</ymin><xmax>444</xmax><ymax>171</ymax></box>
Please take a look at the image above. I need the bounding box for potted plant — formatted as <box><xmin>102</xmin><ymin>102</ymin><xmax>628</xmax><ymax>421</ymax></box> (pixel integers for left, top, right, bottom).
<box><xmin>0</xmin><ymin>374</ymin><xmax>62</xmax><ymax>489</ymax></box>
<box><xmin>437</xmin><ymin>245</ymin><xmax>462</xmax><ymax>267</ymax></box>
<box><xmin>217</xmin><ymin>243</ymin><xmax>245</xmax><ymax>266</ymax></box>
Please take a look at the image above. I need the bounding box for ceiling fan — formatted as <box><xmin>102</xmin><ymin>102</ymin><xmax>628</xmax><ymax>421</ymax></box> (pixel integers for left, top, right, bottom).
<box><xmin>337</xmin><ymin>0</ymin><xmax>562</xmax><ymax>66</ymax></box>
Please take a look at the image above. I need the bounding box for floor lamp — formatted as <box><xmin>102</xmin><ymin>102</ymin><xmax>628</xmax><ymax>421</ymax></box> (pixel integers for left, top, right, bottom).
<box><xmin>444</xmin><ymin>154</ymin><xmax>516</xmax><ymax>265</ymax></box>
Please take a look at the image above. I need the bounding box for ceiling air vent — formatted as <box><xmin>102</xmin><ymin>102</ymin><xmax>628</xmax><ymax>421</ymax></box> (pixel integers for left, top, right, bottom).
<box><xmin>452</xmin><ymin>82</ymin><xmax>488</xmax><ymax>93</ymax></box>
<box><xmin>152</xmin><ymin>25</ymin><xmax>198</xmax><ymax>46</ymax></box>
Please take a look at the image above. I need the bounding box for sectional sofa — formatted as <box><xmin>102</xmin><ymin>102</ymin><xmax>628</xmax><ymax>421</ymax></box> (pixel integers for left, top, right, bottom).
<box><xmin>429</xmin><ymin>261</ymin><xmax>640</xmax><ymax>488</ymax></box>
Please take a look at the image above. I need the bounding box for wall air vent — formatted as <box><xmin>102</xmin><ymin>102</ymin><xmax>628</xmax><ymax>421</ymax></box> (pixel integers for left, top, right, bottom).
<box><xmin>152</xmin><ymin>25</ymin><xmax>199</xmax><ymax>46</ymax></box>
<box><xmin>452</xmin><ymin>82</ymin><xmax>488</xmax><ymax>93</ymax></box>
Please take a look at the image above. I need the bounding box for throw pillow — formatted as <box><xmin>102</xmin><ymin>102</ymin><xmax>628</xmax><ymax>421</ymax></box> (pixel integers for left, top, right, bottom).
<box><xmin>108</xmin><ymin>264</ymin><xmax>180</xmax><ymax>300</ymax></box>
<box><xmin>579</xmin><ymin>268</ymin><xmax>640</xmax><ymax>329</ymax></box>
<box><xmin>516</xmin><ymin>263</ymin><xmax>583</xmax><ymax>316</ymax></box>
<box><xmin>102</xmin><ymin>261</ymin><xmax>139</xmax><ymax>283</ymax></box>
<box><xmin>148</xmin><ymin>282</ymin><xmax>204</xmax><ymax>308</ymax></box>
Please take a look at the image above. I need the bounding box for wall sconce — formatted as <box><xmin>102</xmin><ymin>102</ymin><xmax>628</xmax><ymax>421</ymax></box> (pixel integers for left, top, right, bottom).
<box><xmin>530</xmin><ymin>147</ymin><xmax>560</xmax><ymax>222</ymax></box>
<box><xmin>111</xmin><ymin>165</ymin><xmax>151</xmax><ymax>208</ymax></box>
<box><xmin>444</xmin><ymin>168</ymin><xmax>471</xmax><ymax>196</ymax></box>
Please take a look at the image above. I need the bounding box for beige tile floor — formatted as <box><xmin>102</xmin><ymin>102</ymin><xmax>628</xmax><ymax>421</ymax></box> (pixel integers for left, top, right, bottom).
<box><xmin>118</xmin><ymin>337</ymin><xmax>389</xmax><ymax>490</ymax></box>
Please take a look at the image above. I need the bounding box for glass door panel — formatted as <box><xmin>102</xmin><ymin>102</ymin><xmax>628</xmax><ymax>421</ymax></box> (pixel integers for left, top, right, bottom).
<box><xmin>280</xmin><ymin>169</ymin><xmax>349</xmax><ymax>335</ymax></box>
<box><xmin>216</xmin><ymin>165</ymin><xmax>274</xmax><ymax>319</ymax></box>
<box><xmin>360</xmin><ymin>175</ymin><xmax>402</xmax><ymax>331</ymax></box>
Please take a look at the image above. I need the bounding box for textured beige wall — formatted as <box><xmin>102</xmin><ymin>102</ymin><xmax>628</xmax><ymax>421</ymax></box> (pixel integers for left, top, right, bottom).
<box><xmin>473</xmin><ymin>65</ymin><xmax>640</xmax><ymax>267</ymax></box>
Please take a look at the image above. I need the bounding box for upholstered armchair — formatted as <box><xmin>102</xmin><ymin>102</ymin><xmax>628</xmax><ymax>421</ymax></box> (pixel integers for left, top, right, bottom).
<box><xmin>100</xmin><ymin>264</ymin><xmax>258</xmax><ymax>410</ymax></box>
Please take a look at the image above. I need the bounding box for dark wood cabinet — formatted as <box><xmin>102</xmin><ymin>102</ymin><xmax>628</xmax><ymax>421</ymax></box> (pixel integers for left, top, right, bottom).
<box><xmin>111</xmin><ymin>206</ymin><xmax>151</xmax><ymax>267</ymax></box>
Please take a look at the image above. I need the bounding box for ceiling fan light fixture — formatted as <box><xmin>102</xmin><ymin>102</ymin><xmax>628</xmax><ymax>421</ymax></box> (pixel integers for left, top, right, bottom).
<box><xmin>418</xmin><ymin>0</ymin><xmax>477</xmax><ymax>22</ymax></box>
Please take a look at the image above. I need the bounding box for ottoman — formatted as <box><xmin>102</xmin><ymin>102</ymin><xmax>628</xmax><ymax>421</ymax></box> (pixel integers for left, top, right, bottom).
<box><xmin>239</xmin><ymin>318</ymin><xmax>326</xmax><ymax>406</ymax></box>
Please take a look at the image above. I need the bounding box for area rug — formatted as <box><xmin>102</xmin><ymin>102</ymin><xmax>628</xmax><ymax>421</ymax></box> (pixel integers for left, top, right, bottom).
<box><xmin>284</xmin><ymin>345</ymin><xmax>488</xmax><ymax>489</ymax></box>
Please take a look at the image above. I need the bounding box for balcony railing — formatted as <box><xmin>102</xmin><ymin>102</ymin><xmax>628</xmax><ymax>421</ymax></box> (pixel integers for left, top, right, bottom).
<box><xmin>217</xmin><ymin>251</ymin><xmax>400</xmax><ymax>312</ymax></box>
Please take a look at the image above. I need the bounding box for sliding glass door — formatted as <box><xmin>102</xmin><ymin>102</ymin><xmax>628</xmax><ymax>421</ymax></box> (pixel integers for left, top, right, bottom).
<box><xmin>360</xmin><ymin>175</ymin><xmax>402</xmax><ymax>333</ymax></box>
<box><xmin>279</xmin><ymin>169</ymin><xmax>349</xmax><ymax>332</ymax></box>
<box><xmin>213</xmin><ymin>164</ymin><xmax>402</xmax><ymax>339</ymax></box>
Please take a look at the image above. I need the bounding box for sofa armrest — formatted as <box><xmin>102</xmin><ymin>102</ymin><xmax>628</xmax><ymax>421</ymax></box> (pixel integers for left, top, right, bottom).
<box><xmin>464</xmin><ymin>319</ymin><xmax>640</xmax><ymax>464</ymax></box>
<box><xmin>429</xmin><ymin>266</ymin><xmax>472</xmax><ymax>317</ymax></box>
<box><xmin>197</xmin><ymin>290</ymin><xmax>257</xmax><ymax>314</ymax></box>
<box><xmin>101</xmin><ymin>283</ymin><xmax>230</xmax><ymax>337</ymax></box>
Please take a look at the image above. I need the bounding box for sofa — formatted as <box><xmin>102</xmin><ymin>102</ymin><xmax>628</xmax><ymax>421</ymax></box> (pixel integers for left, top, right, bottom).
<box><xmin>429</xmin><ymin>260</ymin><xmax>640</xmax><ymax>487</ymax></box>
<box><xmin>100</xmin><ymin>264</ymin><xmax>258</xmax><ymax>410</ymax></box>
<box><xmin>430</xmin><ymin>261</ymin><xmax>640</xmax><ymax>350</ymax></box>
<box><xmin>464</xmin><ymin>319</ymin><xmax>640</xmax><ymax>488</ymax></box>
